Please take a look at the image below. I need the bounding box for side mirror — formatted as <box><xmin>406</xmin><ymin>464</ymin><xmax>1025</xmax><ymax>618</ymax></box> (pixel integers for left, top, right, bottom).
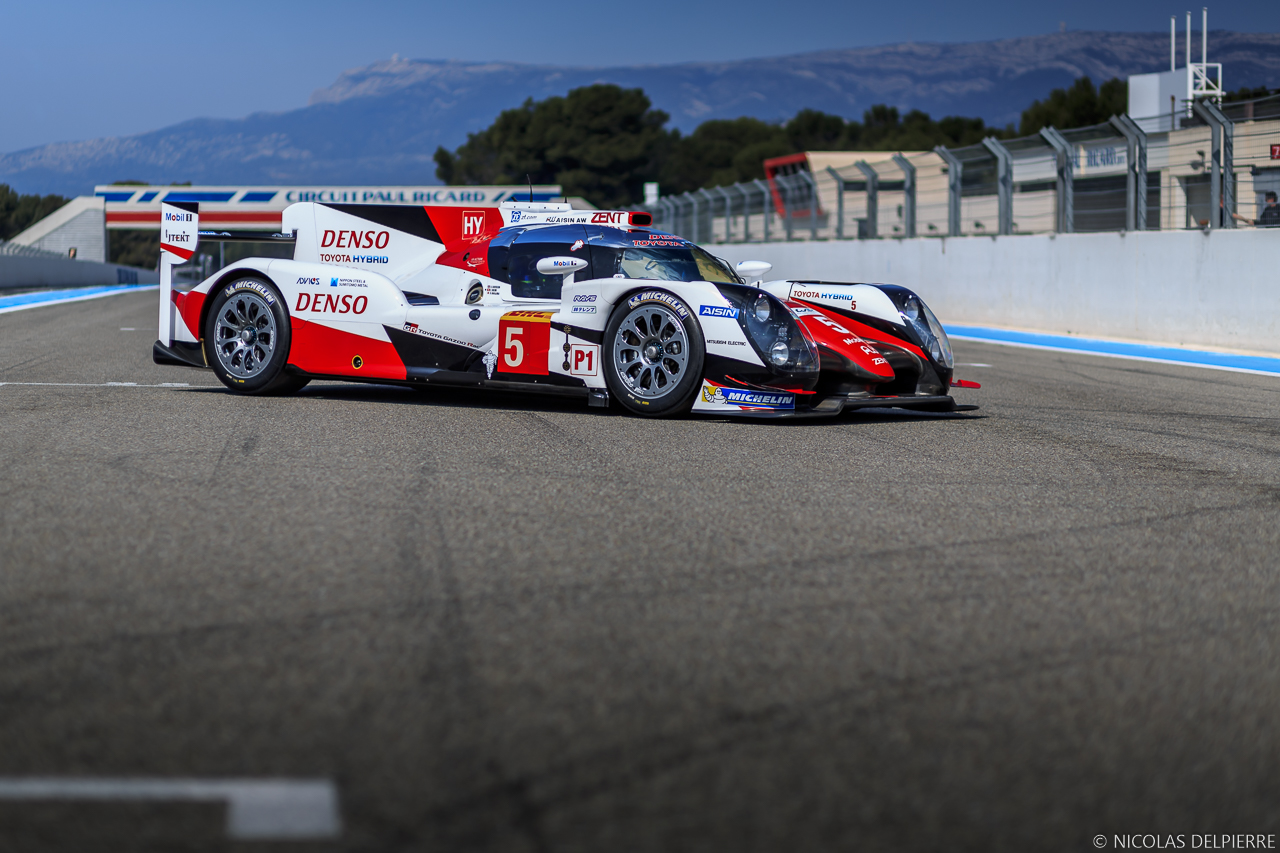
<box><xmin>736</xmin><ymin>260</ymin><xmax>773</xmax><ymax>283</ymax></box>
<box><xmin>536</xmin><ymin>256</ymin><xmax>589</xmax><ymax>285</ymax></box>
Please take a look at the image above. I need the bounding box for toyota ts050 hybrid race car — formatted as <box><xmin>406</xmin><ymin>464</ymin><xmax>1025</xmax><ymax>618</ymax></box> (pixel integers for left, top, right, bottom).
<box><xmin>152</xmin><ymin>199</ymin><xmax>977</xmax><ymax>418</ymax></box>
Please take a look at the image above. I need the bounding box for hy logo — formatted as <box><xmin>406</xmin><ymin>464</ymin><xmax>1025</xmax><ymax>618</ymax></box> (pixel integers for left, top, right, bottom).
<box><xmin>463</xmin><ymin>210</ymin><xmax>485</xmax><ymax>237</ymax></box>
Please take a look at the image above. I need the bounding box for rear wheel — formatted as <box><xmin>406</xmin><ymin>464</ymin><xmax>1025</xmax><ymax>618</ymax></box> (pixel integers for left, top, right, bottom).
<box><xmin>603</xmin><ymin>291</ymin><xmax>704</xmax><ymax>417</ymax></box>
<box><xmin>204</xmin><ymin>277</ymin><xmax>309</xmax><ymax>395</ymax></box>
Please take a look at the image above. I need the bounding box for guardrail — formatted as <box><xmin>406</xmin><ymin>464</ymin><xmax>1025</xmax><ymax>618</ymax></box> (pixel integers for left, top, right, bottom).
<box><xmin>0</xmin><ymin>240</ymin><xmax>70</xmax><ymax>260</ymax></box>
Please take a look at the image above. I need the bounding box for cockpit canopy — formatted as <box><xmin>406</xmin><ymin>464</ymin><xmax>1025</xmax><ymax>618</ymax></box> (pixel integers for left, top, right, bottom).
<box><xmin>487</xmin><ymin>224</ymin><xmax>741</xmax><ymax>299</ymax></box>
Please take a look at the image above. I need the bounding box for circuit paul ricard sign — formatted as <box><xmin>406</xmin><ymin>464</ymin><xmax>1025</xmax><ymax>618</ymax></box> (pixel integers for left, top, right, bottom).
<box><xmin>95</xmin><ymin>185</ymin><xmax>563</xmax><ymax>230</ymax></box>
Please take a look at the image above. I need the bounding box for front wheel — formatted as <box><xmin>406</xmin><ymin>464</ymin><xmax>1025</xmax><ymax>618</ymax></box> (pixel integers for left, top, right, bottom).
<box><xmin>204</xmin><ymin>277</ymin><xmax>309</xmax><ymax>395</ymax></box>
<box><xmin>603</xmin><ymin>290</ymin><xmax>705</xmax><ymax>417</ymax></box>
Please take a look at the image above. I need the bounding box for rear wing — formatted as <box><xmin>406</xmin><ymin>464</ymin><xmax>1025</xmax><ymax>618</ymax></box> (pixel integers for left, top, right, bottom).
<box><xmin>157</xmin><ymin>199</ymin><xmax>294</xmax><ymax>346</ymax></box>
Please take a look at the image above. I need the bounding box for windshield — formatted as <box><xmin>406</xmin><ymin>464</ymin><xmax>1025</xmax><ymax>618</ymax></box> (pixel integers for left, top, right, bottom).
<box><xmin>599</xmin><ymin>244</ymin><xmax>742</xmax><ymax>284</ymax></box>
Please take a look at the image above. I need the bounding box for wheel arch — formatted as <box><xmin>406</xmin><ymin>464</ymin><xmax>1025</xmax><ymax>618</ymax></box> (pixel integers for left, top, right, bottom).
<box><xmin>198</xmin><ymin>266</ymin><xmax>285</xmax><ymax>359</ymax></box>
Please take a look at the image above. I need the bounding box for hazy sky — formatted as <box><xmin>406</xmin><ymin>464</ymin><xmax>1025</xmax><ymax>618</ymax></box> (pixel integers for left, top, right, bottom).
<box><xmin>2</xmin><ymin>0</ymin><xmax>1272</xmax><ymax>153</ymax></box>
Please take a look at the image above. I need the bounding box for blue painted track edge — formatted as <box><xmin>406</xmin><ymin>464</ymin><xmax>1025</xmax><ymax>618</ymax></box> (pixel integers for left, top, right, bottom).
<box><xmin>0</xmin><ymin>285</ymin><xmax>159</xmax><ymax>314</ymax></box>
<box><xmin>948</xmin><ymin>325</ymin><xmax>1280</xmax><ymax>377</ymax></box>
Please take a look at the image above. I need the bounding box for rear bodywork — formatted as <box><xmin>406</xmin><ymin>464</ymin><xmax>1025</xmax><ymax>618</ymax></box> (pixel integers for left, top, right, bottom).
<box><xmin>155</xmin><ymin>201</ymin><xmax>973</xmax><ymax>417</ymax></box>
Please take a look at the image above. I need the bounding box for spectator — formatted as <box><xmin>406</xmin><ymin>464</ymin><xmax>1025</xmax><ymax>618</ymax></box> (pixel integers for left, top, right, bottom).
<box><xmin>1230</xmin><ymin>191</ymin><xmax>1280</xmax><ymax>228</ymax></box>
<box><xmin>1261</xmin><ymin>191</ymin><xmax>1280</xmax><ymax>228</ymax></box>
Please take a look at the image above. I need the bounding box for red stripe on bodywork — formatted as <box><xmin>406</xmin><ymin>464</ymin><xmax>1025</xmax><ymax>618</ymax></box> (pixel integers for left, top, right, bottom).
<box><xmin>288</xmin><ymin>317</ymin><xmax>406</xmax><ymax>380</ymax></box>
<box><xmin>171</xmin><ymin>289</ymin><xmax>205</xmax><ymax>340</ymax></box>
<box><xmin>161</xmin><ymin>242</ymin><xmax>194</xmax><ymax>261</ymax></box>
<box><xmin>787</xmin><ymin>300</ymin><xmax>895</xmax><ymax>381</ymax></box>
<box><xmin>423</xmin><ymin>207</ymin><xmax>504</xmax><ymax>251</ymax></box>
<box><xmin>795</xmin><ymin>301</ymin><xmax>929</xmax><ymax>362</ymax></box>
<box><xmin>435</xmin><ymin>240</ymin><xmax>492</xmax><ymax>276</ymax></box>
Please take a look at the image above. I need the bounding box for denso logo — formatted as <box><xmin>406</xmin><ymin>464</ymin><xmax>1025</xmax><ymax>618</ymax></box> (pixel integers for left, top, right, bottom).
<box><xmin>297</xmin><ymin>277</ymin><xmax>320</xmax><ymax>285</ymax></box>
<box><xmin>321</xmin><ymin>229</ymin><xmax>390</xmax><ymax>250</ymax></box>
<box><xmin>572</xmin><ymin>294</ymin><xmax>596</xmax><ymax>303</ymax></box>
<box><xmin>295</xmin><ymin>293</ymin><xmax>368</xmax><ymax>315</ymax></box>
<box><xmin>591</xmin><ymin>211</ymin><xmax>626</xmax><ymax>225</ymax></box>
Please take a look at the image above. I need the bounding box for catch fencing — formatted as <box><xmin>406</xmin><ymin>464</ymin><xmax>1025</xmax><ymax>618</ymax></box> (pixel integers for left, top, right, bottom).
<box><xmin>650</xmin><ymin>93</ymin><xmax>1280</xmax><ymax>244</ymax></box>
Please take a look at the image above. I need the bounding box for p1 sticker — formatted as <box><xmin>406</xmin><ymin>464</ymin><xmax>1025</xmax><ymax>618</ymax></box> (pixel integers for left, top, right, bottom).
<box><xmin>569</xmin><ymin>343</ymin><xmax>600</xmax><ymax>377</ymax></box>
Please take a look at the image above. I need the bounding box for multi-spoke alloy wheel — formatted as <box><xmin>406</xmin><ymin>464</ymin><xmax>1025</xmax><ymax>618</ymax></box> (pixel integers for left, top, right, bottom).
<box><xmin>214</xmin><ymin>291</ymin><xmax>277</xmax><ymax>379</ymax></box>
<box><xmin>604</xmin><ymin>292</ymin><xmax>704</xmax><ymax>417</ymax></box>
<box><xmin>203</xmin><ymin>278</ymin><xmax>308</xmax><ymax>395</ymax></box>
<box><xmin>612</xmin><ymin>303</ymin><xmax>689</xmax><ymax>400</ymax></box>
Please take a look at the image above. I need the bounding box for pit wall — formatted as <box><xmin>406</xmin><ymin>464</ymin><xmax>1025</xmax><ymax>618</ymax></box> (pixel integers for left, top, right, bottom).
<box><xmin>0</xmin><ymin>253</ymin><xmax>158</xmax><ymax>290</ymax></box>
<box><xmin>712</xmin><ymin>229</ymin><xmax>1280</xmax><ymax>355</ymax></box>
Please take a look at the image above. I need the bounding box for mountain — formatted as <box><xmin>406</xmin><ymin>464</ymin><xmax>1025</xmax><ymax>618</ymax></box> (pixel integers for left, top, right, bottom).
<box><xmin>4</xmin><ymin>30</ymin><xmax>1278</xmax><ymax>196</ymax></box>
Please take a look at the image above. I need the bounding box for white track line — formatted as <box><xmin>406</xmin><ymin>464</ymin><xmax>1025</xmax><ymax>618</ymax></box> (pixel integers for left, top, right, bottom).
<box><xmin>0</xmin><ymin>382</ymin><xmax>197</xmax><ymax>388</ymax></box>
<box><xmin>0</xmin><ymin>777</ymin><xmax>340</xmax><ymax>840</ymax></box>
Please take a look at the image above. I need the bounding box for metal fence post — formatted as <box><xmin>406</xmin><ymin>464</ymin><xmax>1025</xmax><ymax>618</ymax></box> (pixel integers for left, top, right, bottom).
<box><xmin>825</xmin><ymin>167</ymin><xmax>846</xmax><ymax>240</ymax></box>
<box><xmin>1193</xmin><ymin>102</ymin><xmax>1221</xmax><ymax>230</ymax></box>
<box><xmin>753</xmin><ymin>179</ymin><xmax>772</xmax><ymax>243</ymax></box>
<box><xmin>685</xmin><ymin>193</ymin><xmax>699</xmax><ymax>243</ymax></box>
<box><xmin>982</xmin><ymin>137</ymin><xmax>1013</xmax><ymax>235</ymax></box>
<box><xmin>736</xmin><ymin>183</ymin><xmax>752</xmax><ymax>243</ymax></box>
<box><xmin>1038</xmin><ymin>128</ymin><xmax>1074</xmax><ymax>234</ymax></box>
<box><xmin>892</xmin><ymin>153</ymin><xmax>916</xmax><ymax>238</ymax></box>
<box><xmin>1110</xmin><ymin>115</ymin><xmax>1149</xmax><ymax>231</ymax></box>
<box><xmin>715</xmin><ymin>186</ymin><xmax>734</xmax><ymax>242</ymax></box>
<box><xmin>698</xmin><ymin>189</ymin><xmax>718</xmax><ymax>243</ymax></box>
<box><xmin>1196</xmin><ymin>100</ymin><xmax>1235</xmax><ymax>228</ymax></box>
<box><xmin>798</xmin><ymin>170</ymin><xmax>820</xmax><ymax>240</ymax></box>
<box><xmin>854</xmin><ymin>161</ymin><xmax>879</xmax><ymax>239</ymax></box>
<box><xmin>778</xmin><ymin>174</ymin><xmax>795</xmax><ymax>241</ymax></box>
<box><xmin>934</xmin><ymin>146</ymin><xmax>963</xmax><ymax>237</ymax></box>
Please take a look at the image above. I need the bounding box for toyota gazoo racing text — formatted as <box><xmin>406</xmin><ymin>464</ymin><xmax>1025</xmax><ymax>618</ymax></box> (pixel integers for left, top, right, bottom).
<box><xmin>153</xmin><ymin>200</ymin><xmax>978</xmax><ymax>418</ymax></box>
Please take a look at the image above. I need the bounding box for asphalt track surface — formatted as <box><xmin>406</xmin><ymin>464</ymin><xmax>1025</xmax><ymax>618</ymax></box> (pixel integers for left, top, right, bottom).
<box><xmin>2</xmin><ymin>289</ymin><xmax>1279</xmax><ymax>852</ymax></box>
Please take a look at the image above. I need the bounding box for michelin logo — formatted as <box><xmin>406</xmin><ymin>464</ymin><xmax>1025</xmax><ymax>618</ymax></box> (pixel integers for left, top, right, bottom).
<box><xmin>701</xmin><ymin>383</ymin><xmax>795</xmax><ymax>410</ymax></box>
<box><xmin>627</xmin><ymin>291</ymin><xmax>689</xmax><ymax>319</ymax></box>
<box><xmin>699</xmin><ymin>305</ymin><xmax>738</xmax><ymax>318</ymax></box>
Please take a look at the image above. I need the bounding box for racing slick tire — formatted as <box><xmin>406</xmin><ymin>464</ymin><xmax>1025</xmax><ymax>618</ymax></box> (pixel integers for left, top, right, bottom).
<box><xmin>604</xmin><ymin>289</ymin><xmax>705</xmax><ymax>417</ymax></box>
<box><xmin>204</xmin><ymin>277</ymin><xmax>309</xmax><ymax>396</ymax></box>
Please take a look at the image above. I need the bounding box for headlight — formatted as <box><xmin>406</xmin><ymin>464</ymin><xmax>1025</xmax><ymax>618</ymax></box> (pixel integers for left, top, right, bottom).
<box><xmin>920</xmin><ymin>300</ymin><xmax>954</xmax><ymax>368</ymax></box>
<box><xmin>714</xmin><ymin>284</ymin><xmax>818</xmax><ymax>373</ymax></box>
<box><xmin>753</xmin><ymin>294</ymin><xmax>771</xmax><ymax>322</ymax></box>
<box><xmin>770</xmin><ymin>339</ymin><xmax>790</xmax><ymax>366</ymax></box>
<box><xmin>884</xmin><ymin>288</ymin><xmax>953</xmax><ymax>370</ymax></box>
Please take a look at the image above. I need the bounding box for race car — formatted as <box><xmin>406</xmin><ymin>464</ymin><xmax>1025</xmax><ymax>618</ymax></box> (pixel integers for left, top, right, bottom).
<box><xmin>153</xmin><ymin>199</ymin><xmax>976</xmax><ymax>418</ymax></box>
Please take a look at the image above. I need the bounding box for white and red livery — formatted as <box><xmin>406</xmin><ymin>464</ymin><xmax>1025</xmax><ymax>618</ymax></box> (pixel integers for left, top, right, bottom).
<box><xmin>154</xmin><ymin>200</ymin><xmax>974</xmax><ymax>417</ymax></box>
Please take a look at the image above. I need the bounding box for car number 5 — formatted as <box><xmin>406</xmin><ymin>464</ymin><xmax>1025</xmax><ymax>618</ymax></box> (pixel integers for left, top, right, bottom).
<box><xmin>503</xmin><ymin>326</ymin><xmax>524</xmax><ymax>367</ymax></box>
